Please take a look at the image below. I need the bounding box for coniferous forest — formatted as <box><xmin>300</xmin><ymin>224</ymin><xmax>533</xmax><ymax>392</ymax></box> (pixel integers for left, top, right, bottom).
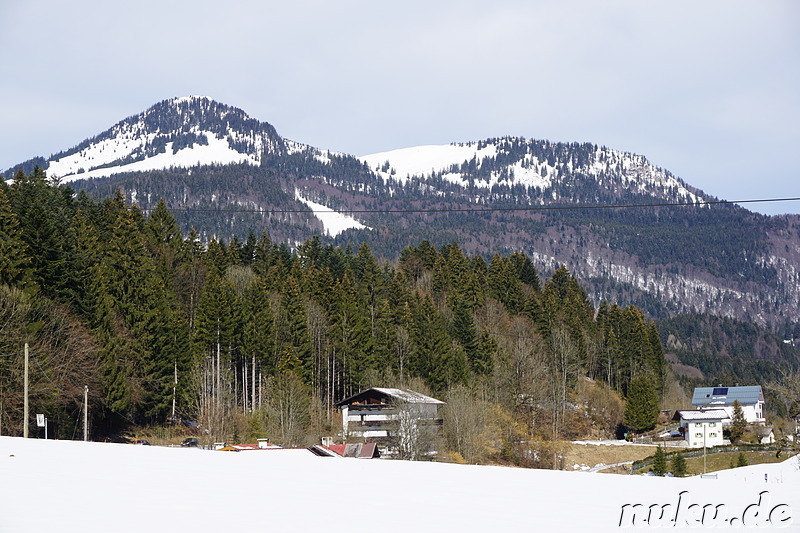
<box><xmin>1</xmin><ymin>168</ymin><xmax>688</xmax><ymax>464</ymax></box>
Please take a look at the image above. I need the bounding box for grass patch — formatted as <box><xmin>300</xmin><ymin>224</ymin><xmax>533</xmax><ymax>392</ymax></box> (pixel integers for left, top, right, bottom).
<box><xmin>564</xmin><ymin>442</ymin><xmax>659</xmax><ymax>471</ymax></box>
<box><xmin>681</xmin><ymin>450</ymin><xmax>789</xmax><ymax>475</ymax></box>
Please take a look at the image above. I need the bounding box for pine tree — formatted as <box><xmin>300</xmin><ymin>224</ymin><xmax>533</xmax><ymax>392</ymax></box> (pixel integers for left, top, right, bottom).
<box><xmin>651</xmin><ymin>445</ymin><xmax>667</xmax><ymax>476</ymax></box>
<box><xmin>411</xmin><ymin>295</ymin><xmax>466</xmax><ymax>391</ymax></box>
<box><xmin>145</xmin><ymin>198</ymin><xmax>184</xmax><ymax>284</ymax></box>
<box><xmin>277</xmin><ymin>276</ymin><xmax>312</xmax><ymax>381</ymax></box>
<box><xmin>0</xmin><ymin>187</ymin><xmax>31</xmax><ymax>287</ymax></box>
<box><xmin>730</xmin><ymin>400</ymin><xmax>747</xmax><ymax>443</ymax></box>
<box><xmin>624</xmin><ymin>375</ymin><xmax>659</xmax><ymax>433</ymax></box>
<box><xmin>8</xmin><ymin>167</ymin><xmax>76</xmax><ymax>300</ymax></box>
<box><xmin>509</xmin><ymin>250</ymin><xmax>540</xmax><ymax>290</ymax></box>
<box><xmin>670</xmin><ymin>453</ymin><xmax>687</xmax><ymax>477</ymax></box>
<box><xmin>451</xmin><ymin>298</ymin><xmax>479</xmax><ymax>362</ymax></box>
<box><xmin>329</xmin><ymin>271</ymin><xmax>371</xmax><ymax>392</ymax></box>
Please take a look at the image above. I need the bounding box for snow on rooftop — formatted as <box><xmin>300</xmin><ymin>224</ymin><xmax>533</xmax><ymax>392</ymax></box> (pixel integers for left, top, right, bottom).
<box><xmin>677</xmin><ymin>409</ymin><xmax>730</xmax><ymax>421</ymax></box>
<box><xmin>371</xmin><ymin>387</ymin><xmax>445</xmax><ymax>404</ymax></box>
<box><xmin>294</xmin><ymin>189</ymin><xmax>369</xmax><ymax>238</ymax></box>
<box><xmin>0</xmin><ymin>436</ymin><xmax>797</xmax><ymax>532</ymax></box>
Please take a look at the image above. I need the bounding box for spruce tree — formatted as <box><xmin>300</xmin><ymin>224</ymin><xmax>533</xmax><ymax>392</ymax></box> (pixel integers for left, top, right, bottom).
<box><xmin>624</xmin><ymin>375</ymin><xmax>659</xmax><ymax>433</ymax></box>
<box><xmin>651</xmin><ymin>445</ymin><xmax>667</xmax><ymax>476</ymax></box>
<box><xmin>670</xmin><ymin>453</ymin><xmax>687</xmax><ymax>477</ymax></box>
<box><xmin>8</xmin><ymin>167</ymin><xmax>75</xmax><ymax>300</ymax></box>
<box><xmin>0</xmin><ymin>187</ymin><xmax>31</xmax><ymax>287</ymax></box>
<box><xmin>329</xmin><ymin>271</ymin><xmax>371</xmax><ymax>391</ymax></box>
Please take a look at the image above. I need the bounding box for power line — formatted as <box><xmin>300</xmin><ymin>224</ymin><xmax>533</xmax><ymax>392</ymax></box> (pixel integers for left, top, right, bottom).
<box><xmin>7</xmin><ymin>196</ymin><xmax>800</xmax><ymax>215</ymax></box>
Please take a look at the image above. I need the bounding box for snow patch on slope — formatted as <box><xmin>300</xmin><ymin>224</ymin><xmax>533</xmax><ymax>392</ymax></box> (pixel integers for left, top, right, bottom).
<box><xmin>360</xmin><ymin>143</ymin><xmax>500</xmax><ymax>184</ymax></box>
<box><xmin>295</xmin><ymin>190</ymin><xmax>369</xmax><ymax>237</ymax></box>
<box><xmin>285</xmin><ymin>139</ymin><xmax>342</xmax><ymax>166</ymax></box>
<box><xmin>50</xmin><ymin>135</ymin><xmax>258</xmax><ymax>182</ymax></box>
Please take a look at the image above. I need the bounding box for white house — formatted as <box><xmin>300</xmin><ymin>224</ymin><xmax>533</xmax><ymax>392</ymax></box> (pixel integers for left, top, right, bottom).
<box><xmin>675</xmin><ymin>409</ymin><xmax>729</xmax><ymax>448</ymax></box>
<box><xmin>691</xmin><ymin>385</ymin><xmax>765</xmax><ymax>424</ymax></box>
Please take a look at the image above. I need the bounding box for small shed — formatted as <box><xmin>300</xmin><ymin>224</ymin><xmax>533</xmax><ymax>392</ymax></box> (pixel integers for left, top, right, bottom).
<box><xmin>754</xmin><ymin>427</ymin><xmax>775</xmax><ymax>445</ymax></box>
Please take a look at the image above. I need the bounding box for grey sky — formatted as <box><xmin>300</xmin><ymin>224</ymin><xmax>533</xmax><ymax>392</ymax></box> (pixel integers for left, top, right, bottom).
<box><xmin>1</xmin><ymin>1</ymin><xmax>798</xmax><ymax>214</ymax></box>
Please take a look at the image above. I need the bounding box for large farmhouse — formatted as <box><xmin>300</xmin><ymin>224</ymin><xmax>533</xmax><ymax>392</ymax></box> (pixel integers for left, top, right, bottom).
<box><xmin>335</xmin><ymin>388</ymin><xmax>444</xmax><ymax>455</ymax></box>
<box><xmin>691</xmin><ymin>385</ymin><xmax>765</xmax><ymax>424</ymax></box>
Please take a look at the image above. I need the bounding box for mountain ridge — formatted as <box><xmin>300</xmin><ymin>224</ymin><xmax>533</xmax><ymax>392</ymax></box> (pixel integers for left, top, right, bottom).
<box><xmin>5</xmin><ymin>96</ymin><xmax>799</xmax><ymax>334</ymax></box>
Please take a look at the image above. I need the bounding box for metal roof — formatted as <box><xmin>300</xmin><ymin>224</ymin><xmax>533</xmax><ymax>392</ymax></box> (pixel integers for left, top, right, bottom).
<box><xmin>691</xmin><ymin>385</ymin><xmax>763</xmax><ymax>407</ymax></box>
<box><xmin>676</xmin><ymin>409</ymin><xmax>730</xmax><ymax>421</ymax></box>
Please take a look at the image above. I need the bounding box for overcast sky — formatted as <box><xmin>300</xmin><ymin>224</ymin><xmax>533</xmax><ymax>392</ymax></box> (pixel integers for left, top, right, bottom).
<box><xmin>1</xmin><ymin>1</ymin><xmax>798</xmax><ymax>214</ymax></box>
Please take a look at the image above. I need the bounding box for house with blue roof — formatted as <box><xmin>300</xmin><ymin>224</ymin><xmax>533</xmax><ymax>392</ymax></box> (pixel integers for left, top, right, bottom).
<box><xmin>691</xmin><ymin>385</ymin><xmax>765</xmax><ymax>424</ymax></box>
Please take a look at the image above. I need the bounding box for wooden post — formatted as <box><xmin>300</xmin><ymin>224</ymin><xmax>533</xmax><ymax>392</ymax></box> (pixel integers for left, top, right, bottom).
<box><xmin>172</xmin><ymin>360</ymin><xmax>177</xmax><ymax>421</ymax></box>
<box><xmin>84</xmin><ymin>385</ymin><xmax>89</xmax><ymax>441</ymax></box>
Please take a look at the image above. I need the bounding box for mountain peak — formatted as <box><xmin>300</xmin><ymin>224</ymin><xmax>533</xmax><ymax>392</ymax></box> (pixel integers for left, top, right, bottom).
<box><xmin>21</xmin><ymin>97</ymin><xmax>283</xmax><ymax>183</ymax></box>
<box><xmin>171</xmin><ymin>95</ymin><xmax>213</xmax><ymax>103</ymax></box>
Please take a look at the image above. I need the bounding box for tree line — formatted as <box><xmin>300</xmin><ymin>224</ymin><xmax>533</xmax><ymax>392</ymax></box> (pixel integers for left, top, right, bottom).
<box><xmin>0</xmin><ymin>168</ymin><xmax>667</xmax><ymax>458</ymax></box>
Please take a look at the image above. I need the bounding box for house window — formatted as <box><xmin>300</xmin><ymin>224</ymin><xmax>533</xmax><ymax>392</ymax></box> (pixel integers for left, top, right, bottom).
<box><xmin>695</xmin><ymin>423</ymin><xmax>703</xmax><ymax>428</ymax></box>
<box><xmin>709</xmin><ymin>422</ymin><xmax>716</xmax><ymax>427</ymax></box>
<box><xmin>695</xmin><ymin>433</ymin><xmax>702</xmax><ymax>438</ymax></box>
<box><xmin>709</xmin><ymin>433</ymin><xmax>717</xmax><ymax>438</ymax></box>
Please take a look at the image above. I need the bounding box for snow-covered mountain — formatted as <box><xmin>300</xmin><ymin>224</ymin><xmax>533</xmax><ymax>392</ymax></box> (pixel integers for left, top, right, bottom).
<box><xmin>6</xmin><ymin>97</ymin><xmax>800</xmax><ymax>332</ymax></box>
<box><xmin>360</xmin><ymin>139</ymin><xmax>702</xmax><ymax>205</ymax></box>
<box><xmin>12</xmin><ymin>96</ymin><xmax>332</xmax><ymax>183</ymax></box>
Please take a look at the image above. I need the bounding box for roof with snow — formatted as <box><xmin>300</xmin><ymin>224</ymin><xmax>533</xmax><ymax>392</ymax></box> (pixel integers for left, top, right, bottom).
<box><xmin>675</xmin><ymin>409</ymin><xmax>730</xmax><ymax>421</ymax></box>
<box><xmin>334</xmin><ymin>388</ymin><xmax>444</xmax><ymax>408</ymax></box>
<box><xmin>691</xmin><ymin>386</ymin><xmax>763</xmax><ymax>407</ymax></box>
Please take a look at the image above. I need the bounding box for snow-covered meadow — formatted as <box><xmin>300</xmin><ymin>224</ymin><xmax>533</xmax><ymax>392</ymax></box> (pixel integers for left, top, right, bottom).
<box><xmin>0</xmin><ymin>436</ymin><xmax>797</xmax><ymax>532</ymax></box>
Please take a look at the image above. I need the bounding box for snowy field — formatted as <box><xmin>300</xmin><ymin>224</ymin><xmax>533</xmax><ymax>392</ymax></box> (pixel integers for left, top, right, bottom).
<box><xmin>0</xmin><ymin>436</ymin><xmax>797</xmax><ymax>532</ymax></box>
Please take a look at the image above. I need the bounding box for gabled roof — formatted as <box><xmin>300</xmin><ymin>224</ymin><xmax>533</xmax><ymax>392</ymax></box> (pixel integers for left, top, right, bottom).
<box><xmin>335</xmin><ymin>387</ymin><xmax>444</xmax><ymax>408</ymax></box>
<box><xmin>691</xmin><ymin>385</ymin><xmax>763</xmax><ymax>407</ymax></box>
<box><xmin>676</xmin><ymin>409</ymin><xmax>730</xmax><ymax>421</ymax></box>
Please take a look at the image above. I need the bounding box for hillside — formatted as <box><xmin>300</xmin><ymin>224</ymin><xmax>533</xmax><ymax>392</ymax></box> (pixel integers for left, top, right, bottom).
<box><xmin>4</xmin><ymin>96</ymin><xmax>800</xmax><ymax>354</ymax></box>
<box><xmin>659</xmin><ymin>314</ymin><xmax>800</xmax><ymax>391</ymax></box>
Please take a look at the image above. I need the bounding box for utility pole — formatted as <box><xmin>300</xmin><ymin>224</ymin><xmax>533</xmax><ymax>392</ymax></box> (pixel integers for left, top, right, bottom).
<box><xmin>84</xmin><ymin>385</ymin><xmax>89</xmax><ymax>442</ymax></box>
<box><xmin>171</xmin><ymin>360</ymin><xmax>177</xmax><ymax>421</ymax></box>
<box><xmin>703</xmin><ymin>422</ymin><xmax>707</xmax><ymax>475</ymax></box>
<box><xmin>23</xmin><ymin>342</ymin><xmax>29</xmax><ymax>439</ymax></box>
